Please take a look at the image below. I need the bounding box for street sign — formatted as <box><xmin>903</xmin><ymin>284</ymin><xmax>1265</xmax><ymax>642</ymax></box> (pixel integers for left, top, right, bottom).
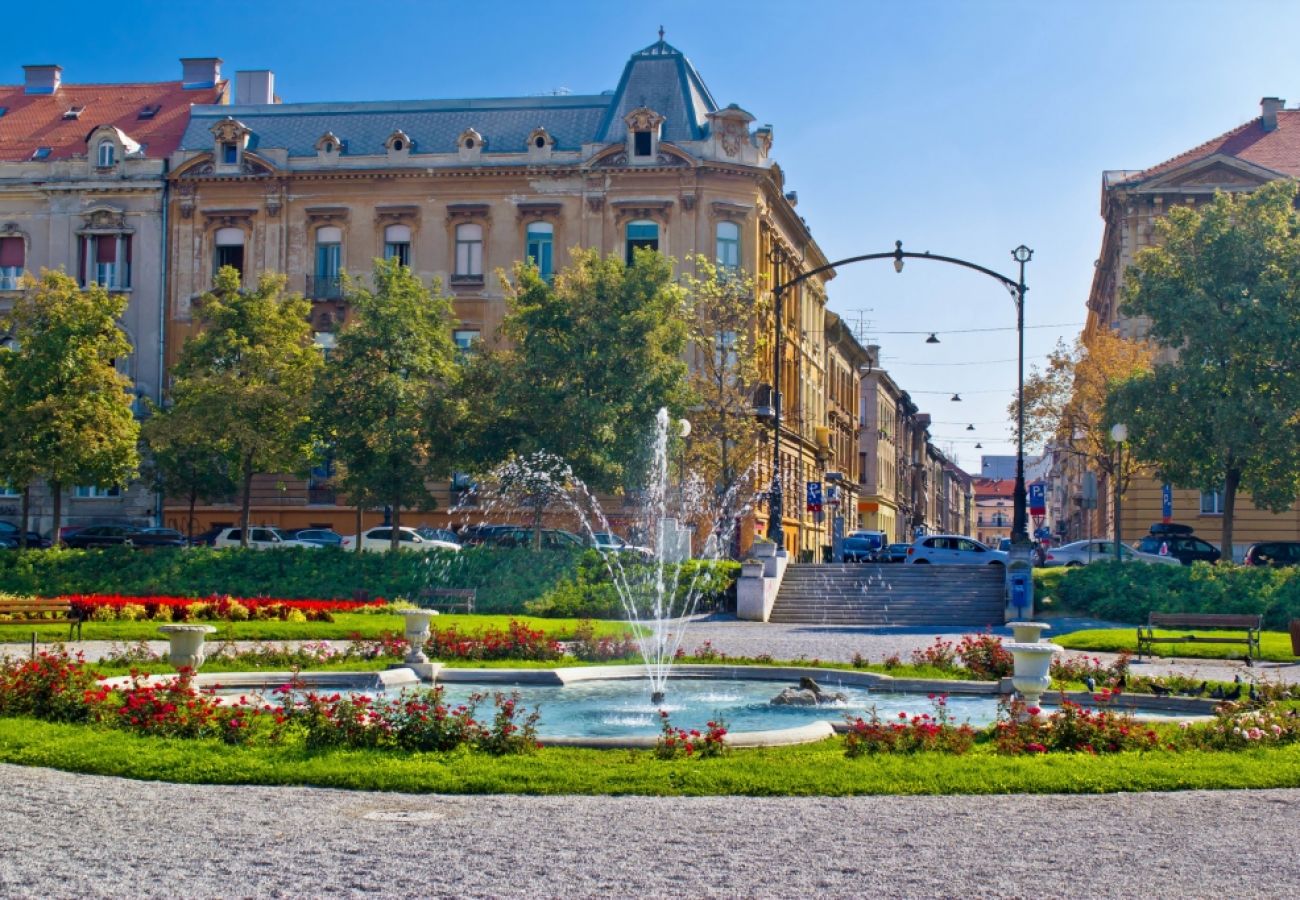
<box><xmin>1162</xmin><ymin>484</ymin><xmax>1173</xmax><ymax>524</ymax></box>
<box><xmin>806</xmin><ymin>481</ymin><xmax>823</xmax><ymax>513</ymax></box>
<box><xmin>1028</xmin><ymin>482</ymin><xmax>1046</xmax><ymax>516</ymax></box>
<box><xmin>826</xmin><ymin>484</ymin><xmax>840</xmax><ymax>506</ymax></box>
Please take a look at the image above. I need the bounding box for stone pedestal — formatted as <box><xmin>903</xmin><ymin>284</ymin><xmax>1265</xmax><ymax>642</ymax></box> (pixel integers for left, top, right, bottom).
<box><xmin>398</xmin><ymin>609</ymin><xmax>439</xmax><ymax>664</ymax></box>
<box><xmin>157</xmin><ymin>625</ymin><xmax>217</xmax><ymax>670</ymax></box>
<box><xmin>737</xmin><ymin>547</ymin><xmax>789</xmax><ymax>622</ymax></box>
<box><xmin>1005</xmin><ymin>641</ymin><xmax>1062</xmax><ymax>707</ymax></box>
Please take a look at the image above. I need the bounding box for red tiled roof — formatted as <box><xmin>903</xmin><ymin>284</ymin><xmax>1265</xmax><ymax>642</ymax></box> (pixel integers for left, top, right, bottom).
<box><xmin>0</xmin><ymin>80</ymin><xmax>226</xmax><ymax>162</ymax></box>
<box><xmin>1121</xmin><ymin>109</ymin><xmax>1300</xmax><ymax>184</ymax></box>
<box><xmin>973</xmin><ymin>478</ymin><xmax>1015</xmax><ymax>498</ymax></box>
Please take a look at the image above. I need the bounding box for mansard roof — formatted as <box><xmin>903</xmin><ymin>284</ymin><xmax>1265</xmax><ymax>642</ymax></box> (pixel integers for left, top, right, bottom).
<box><xmin>0</xmin><ymin>79</ymin><xmax>226</xmax><ymax>162</ymax></box>
<box><xmin>1117</xmin><ymin>109</ymin><xmax>1300</xmax><ymax>185</ymax></box>
<box><xmin>179</xmin><ymin>38</ymin><xmax>721</xmax><ymax>159</ymax></box>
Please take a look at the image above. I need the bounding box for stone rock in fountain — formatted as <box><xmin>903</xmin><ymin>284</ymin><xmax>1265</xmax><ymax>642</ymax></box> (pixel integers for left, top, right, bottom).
<box><xmin>770</xmin><ymin>676</ymin><xmax>847</xmax><ymax>706</ymax></box>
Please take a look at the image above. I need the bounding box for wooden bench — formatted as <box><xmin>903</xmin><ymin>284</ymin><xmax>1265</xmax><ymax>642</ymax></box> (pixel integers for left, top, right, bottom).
<box><xmin>417</xmin><ymin>588</ymin><xmax>477</xmax><ymax>615</ymax></box>
<box><xmin>1137</xmin><ymin>612</ymin><xmax>1262</xmax><ymax>660</ymax></box>
<box><xmin>0</xmin><ymin>597</ymin><xmax>84</xmax><ymax>640</ymax></box>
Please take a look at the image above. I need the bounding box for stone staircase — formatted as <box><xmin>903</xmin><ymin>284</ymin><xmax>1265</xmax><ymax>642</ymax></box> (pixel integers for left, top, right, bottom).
<box><xmin>768</xmin><ymin>564</ymin><xmax>1006</xmax><ymax>627</ymax></box>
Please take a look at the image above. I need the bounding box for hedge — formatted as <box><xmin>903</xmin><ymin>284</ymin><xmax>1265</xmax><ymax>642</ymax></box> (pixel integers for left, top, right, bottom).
<box><xmin>1043</xmin><ymin>561</ymin><xmax>1300</xmax><ymax>629</ymax></box>
<box><xmin>0</xmin><ymin>546</ymin><xmax>581</xmax><ymax>615</ymax></box>
<box><xmin>525</xmin><ymin>555</ymin><xmax>740</xmax><ymax>618</ymax></box>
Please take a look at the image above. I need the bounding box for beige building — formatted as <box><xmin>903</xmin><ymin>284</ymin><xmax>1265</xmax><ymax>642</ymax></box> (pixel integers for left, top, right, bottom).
<box><xmin>0</xmin><ymin>59</ymin><xmax>226</xmax><ymax>533</ymax></box>
<box><xmin>1068</xmin><ymin>95</ymin><xmax>1300</xmax><ymax>560</ymax></box>
<box><xmin>162</xmin><ymin>39</ymin><xmax>836</xmax><ymax>554</ymax></box>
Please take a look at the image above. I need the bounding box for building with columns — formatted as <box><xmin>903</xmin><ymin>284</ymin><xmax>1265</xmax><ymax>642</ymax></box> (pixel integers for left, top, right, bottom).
<box><xmin>162</xmin><ymin>38</ymin><xmax>837</xmax><ymax>556</ymax></box>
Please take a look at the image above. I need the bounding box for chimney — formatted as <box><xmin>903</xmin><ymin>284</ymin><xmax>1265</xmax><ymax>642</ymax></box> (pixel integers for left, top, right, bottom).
<box><xmin>1261</xmin><ymin>97</ymin><xmax>1284</xmax><ymax>131</ymax></box>
<box><xmin>180</xmin><ymin>57</ymin><xmax>223</xmax><ymax>90</ymax></box>
<box><xmin>235</xmin><ymin>70</ymin><xmax>276</xmax><ymax>105</ymax></box>
<box><xmin>866</xmin><ymin>344</ymin><xmax>880</xmax><ymax>371</ymax></box>
<box><xmin>22</xmin><ymin>64</ymin><xmax>62</xmax><ymax>94</ymax></box>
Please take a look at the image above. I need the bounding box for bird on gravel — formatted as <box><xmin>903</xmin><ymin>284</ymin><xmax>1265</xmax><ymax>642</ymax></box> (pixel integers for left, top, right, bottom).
<box><xmin>1243</xmin><ymin>655</ymin><xmax>1254</xmax><ymax>668</ymax></box>
<box><xmin>1210</xmin><ymin>685</ymin><xmax>1226</xmax><ymax>699</ymax></box>
<box><xmin>1085</xmin><ymin>676</ymin><xmax>1096</xmax><ymax>692</ymax></box>
<box><xmin>1249</xmin><ymin>684</ymin><xmax>1259</xmax><ymax>702</ymax></box>
<box><xmin>1223</xmin><ymin>685</ymin><xmax>1242</xmax><ymax>701</ymax></box>
<box><xmin>1234</xmin><ymin>673</ymin><xmax>1243</xmax><ymax>684</ymax></box>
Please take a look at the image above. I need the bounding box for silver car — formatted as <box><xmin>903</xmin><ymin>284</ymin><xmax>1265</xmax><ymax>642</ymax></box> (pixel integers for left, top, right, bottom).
<box><xmin>1042</xmin><ymin>539</ymin><xmax>1180</xmax><ymax>567</ymax></box>
<box><xmin>905</xmin><ymin>534</ymin><xmax>1008</xmax><ymax>566</ymax></box>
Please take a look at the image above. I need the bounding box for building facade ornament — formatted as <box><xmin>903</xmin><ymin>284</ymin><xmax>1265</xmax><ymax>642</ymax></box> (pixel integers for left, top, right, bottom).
<box><xmin>304</xmin><ymin>206</ymin><xmax>349</xmax><ymax>226</ymax></box>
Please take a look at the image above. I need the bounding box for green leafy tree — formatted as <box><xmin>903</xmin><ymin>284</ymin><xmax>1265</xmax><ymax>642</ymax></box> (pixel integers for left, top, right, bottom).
<box><xmin>0</xmin><ymin>338</ymin><xmax>41</xmax><ymax>546</ymax></box>
<box><xmin>682</xmin><ymin>255</ymin><xmax>768</xmax><ymax>506</ymax></box>
<box><xmin>467</xmin><ymin>248</ymin><xmax>689</xmax><ymax>546</ymax></box>
<box><xmin>140</xmin><ymin>404</ymin><xmax>237</xmax><ymax>541</ymax></box>
<box><xmin>169</xmin><ymin>268</ymin><xmax>321</xmax><ymax>547</ymax></box>
<box><xmin>1108</xmin><ymin>180</ymin><xmax>1300</xmax><ymax>554</ymax></box>
<box><xmin>0</xmin><ymin>271</ymin><xmax>139</xmax><ymax>545</ymax></box>
<box><xmin>315</xmin><ymin>259</ymin><xmax>462</xmax><ymax>550</ymax></box>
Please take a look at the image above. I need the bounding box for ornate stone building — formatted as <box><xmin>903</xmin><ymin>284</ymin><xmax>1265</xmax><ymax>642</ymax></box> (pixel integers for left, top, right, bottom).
<box><xmin>163</xmin><ymin>38</ymin><xmax>836</xmax><ymax>555</ymax></box>
<box><xmin>0</xmin><ymin>59</ymin><xmax>227</xmax><ymax>533</ymax></box>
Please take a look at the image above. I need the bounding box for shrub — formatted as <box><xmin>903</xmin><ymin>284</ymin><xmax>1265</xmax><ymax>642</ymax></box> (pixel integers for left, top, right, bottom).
<box><xmin>843</xmin><ymin>695</ymin><xmax>976</xmax><ymax>757</ymax></box>
<box><xmin>525</xmin><ymin>552</ymin><xmax>740</xmax><ymax>619</ymax></box>
<box><xmin>475</xmin><ymin>692</ymin><xmax>541</xmax><ymax>756</ymax></box>
<box><xmin>993</xmin><ymin>694</ymin><xmax>1160</xmax><ymax>754</ymax></box>
<box><xmin>0</xmin><ymin>651</ymin><xmax>101</xmax><ymax>723</ymax></box>
<box><xmin>426</xmin><ymin>620</ymin><xmax>562</xmax><ymax>661</ymax></box>
<box><xmin>955</xmin><ymin>632</ymin><xmax>1013</xmax><ymax>679</ymax></box>
<box><xmin>568</xmin><ymin>620</ymin><xmax>639</xmax><ymax>662</ymax></box>
<box><xmin>1184</xmin><ymin>701</ymin><xmax>1300</xmax><ymax>749</ymax></box>
<box><xmin>911</xmin><ymin>637</ymin><xmax>957</xmax><ymax>670</ymax></box>
<box><xmin>1051</xmin><ymin>650</ymin><xmax>1131</xmax><ymax>686</ymax></box>
<box><xmin>654</xmin><ymin>710</ymin><xmax>728</xmax><ymax>759</ymax></box>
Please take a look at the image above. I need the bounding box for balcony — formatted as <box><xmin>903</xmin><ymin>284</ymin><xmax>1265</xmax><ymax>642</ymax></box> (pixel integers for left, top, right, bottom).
<box><xmin>307</xmin><ymin>486</ymin><xmax>337</xmax><ymax>505</ymax></box>
<box><xmin>305</xmin><ymin>274</ymin><xmax>343</xmax><ymax>300</ymax></box>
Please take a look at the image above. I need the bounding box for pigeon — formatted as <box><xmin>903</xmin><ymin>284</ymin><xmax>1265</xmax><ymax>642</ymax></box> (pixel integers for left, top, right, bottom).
<box><xmin>1234</xmin><ymin>673</ymin><xmax>1243</xmax><ymax>684</ymax></box>
<box><xmin>1115</xmin><ymin>673</ymin><xmax>1127</xmax><ymax>689</ymax></box>
<box><xmin>1085</xmin><ymin>675</ymin><xmax>1097</xmax><ymax>693</ymax></box>
<box><xmin>1210</xmin><ymin>685</ymin><xmax>1226</xmax><ymax>699</ymax></box>
<box><xmin>1148</xmin><ymin>682</ymin><xmax>1172</xmax><ymax>696</ymax></box>
<box><xmin>1223</xmin><ymin>685</ymin><xmax>1242</xmax><ymax>701</ymax></box>
<box><xmin>1243</xmin><ymin>655</ymin><xmax>1254</xmax><ymax>668</ymax></box>
<box><xmin>1181</xmin><ymin>681</ymin><xmax>1207</xmax><ymax>697</ymax></box>
<box><xmin>1249</xmin><ymin>684</ymin><xmax>1259</xmax><ymax>702</ymax></box>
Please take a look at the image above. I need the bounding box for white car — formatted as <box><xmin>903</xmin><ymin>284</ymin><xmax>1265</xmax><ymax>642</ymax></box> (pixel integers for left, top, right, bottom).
<box><xmin>341</xmin><ymin>526</ymin><xmax>460</xmax><ymax>553</ymax></box>
<box><xmin>213</xmin><ymin>527</ymin><xmax>321</xmax><ymax>550</ymax></box>
<box><xmin>1042</xmin><ymin>539</ymin><xmax>1180</xmax><ymax>567</ymax></box>
<box><xmin>904</xmin><ymin>534</ymin><xmax>1008</xmax><ymax>566</ymax></box>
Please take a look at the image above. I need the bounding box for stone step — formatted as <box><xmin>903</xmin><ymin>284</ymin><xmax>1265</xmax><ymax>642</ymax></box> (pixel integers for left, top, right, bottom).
<box><xmin>770</xmin><ymin>562</ymin><xmax>1005</xmax><ymax>626</ymax></box>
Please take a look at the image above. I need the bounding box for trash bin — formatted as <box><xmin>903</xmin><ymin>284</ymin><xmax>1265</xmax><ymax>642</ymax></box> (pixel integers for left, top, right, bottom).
<box><xmin>1290</xmin><ymin>620</ymin><xmax>1300</xmax><ymax>657</ymax></box>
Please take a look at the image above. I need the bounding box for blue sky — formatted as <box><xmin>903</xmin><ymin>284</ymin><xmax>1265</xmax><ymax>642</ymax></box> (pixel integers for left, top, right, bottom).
<box><xmin>12</xmin><ymin>0</ymin><xmax>1300</xmax><ymax>469</ymax></box>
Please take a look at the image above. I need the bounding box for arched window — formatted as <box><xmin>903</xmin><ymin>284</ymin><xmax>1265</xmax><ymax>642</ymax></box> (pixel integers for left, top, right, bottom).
<box><xmin>313</xmin><ymin>226</ymin><xmax>342</xmax><ymax>299</ymax></box>
<box><xmin>97</xmin><ymin>140</ymin><xmax>115</xmax><ymax>168</ymax></box>
<box><xmin>525</xmin><ymin>222</ymin><xmax>553</xmax><ymax>280</ymax></box>
<box><xmin>455</xmin><ymin>223</ymin><xmax>483</xmax><ymax>277</ymax></box>
<box><xmin>716</xmin><ymin>221</ymin><xmax>740</xmax><ymax>269</ymax></box>
<box><xmin>625</xmin><ymin>220</ymin><xmax>658</xmax><ymax>265</ymax></box>
<box><xmin>214</xmin><ymin>227</ymin><xmax>245</xmax><ymax>278</ymax></box>
<box><xmin>383</xmin><ymin>224</ymin><xmax>411</xmax><ymax>267</ymax></box>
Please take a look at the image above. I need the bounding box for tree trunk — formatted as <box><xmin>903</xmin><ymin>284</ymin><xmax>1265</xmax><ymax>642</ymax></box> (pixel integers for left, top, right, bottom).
<box><xmin>391</xmin><ymin>490</ymin><xmax>402</xmax><ymax>552</ymax></box>
<box><xmin>355</xmin><ymin>503</ymin><xmax>364</xmax><ymax>554</ymax></box>
<box><xmin>50</xmin><ymin>480</ymin><xmax>62</xmax><ymax>548</ymax></box>
<box><xmin>19</xmin><ymin>485</ymin><xmax>30</xmax><ymax>550</ymax></box>
<box><xmin>1221</xmin><ymin>466</ymin><xmax>1240</xmax><ymax>564</ymax></box>
<box><xmin>532</xmin><ymin>497</ymin><xmax>544</xmax><ymax>551</ymax></box>
<box><xmin>187</xmin><ymin>485</ymin><xmax>198</xmax><ymax>543</ymax></box>
<box><xmin>240</xmin><ymin>460</ymin><xmax>254</xmax><ymax>549</ymax></box>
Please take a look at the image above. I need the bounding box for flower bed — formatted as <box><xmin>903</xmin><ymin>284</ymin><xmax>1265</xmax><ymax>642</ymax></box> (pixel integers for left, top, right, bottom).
<box><xmin>64</xmin><ymin>593</ymin><xmax>385</xmax><ymax>624</ymax></box>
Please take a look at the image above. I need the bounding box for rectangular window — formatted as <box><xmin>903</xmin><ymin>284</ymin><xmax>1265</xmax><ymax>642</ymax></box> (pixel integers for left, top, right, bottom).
<box><xmin>0</xmin><ymin>236</ymin><xmax>23</xmax><ymax>290</ymax></box>
<box><xmin>455</xmin><ymin>224</ymin><xmax>483</xmax><ymax>277</ymax></box>
<box><xmin>215</xmin><ymin>244</ymin><xmax>244</xmax><ymax>276</ymax></box>
<box><xmin>314</xmin><ymin>228</ymin><xmax>342</xmax><ymax>299</ymax></box>
<box><xmin>633</xmin><ymin>131</ymin><xmax>652</xmax><ymax>156</ymax></box>
<box><xmin>716</xmin><ymin>221</ymin><xmax>740</xmax><ymax>269</ymax></box>
<box><xmin>221</xmin><ymin>142</ymin><xmax>238</xmax><ymax>164</ymax></box>
<box><xmin>525</xmin><ymin>223</ymin><xmax>554</xmax><ymax>280</ymax></box>
<box><xmin>74</xmin><ymin>485</ymin><xmax>122</xmax><ymax>498</ymax></box>
<box><xmin>453</xmin><ymin>329</ymin><xmax>481</xmax><ymax>353</ymax></box>
<box><xmin>625</xmin><ymin>221</ymin><xmax>658</xmax><ymax>265</ymax></box>
<box><xmin>82</xmin><ymin>235</ymin><xmax>130</xmax><ymax>290</ymax></box>
<box><xmin>1200</xmin><ymin>489</ymin><xmax>1224</xmax><ymax>515</ymax></box>
<box><xmin>383</xmin><ymin>241</ymin><xmax>410</xmax><ymax>266</ymax></box>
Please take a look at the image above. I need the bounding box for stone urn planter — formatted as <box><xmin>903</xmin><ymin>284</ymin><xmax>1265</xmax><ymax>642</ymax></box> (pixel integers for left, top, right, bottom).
<box><xmin>157</xmin><ymin>624</ymin><xmax>217</xmax><ymax>670</ymax></box>
<box><xmin>1005</xmin><ymin>641</ymin><xmax>1062</xmax><ymax>707</ymax></box>
<box><xmin>741</xmin><ymin>560</ymin><xmax>765</xmax><ymax>579</ymax></box>
<box><xmin>398</xmin><ymin>609</ymin><xmax>439</xmax><ymax>664</ymax></box>
<box><xmin>1008</xmin><ymin>621</ymin><xmax>1051</xmax><ymax>644</ymax></box>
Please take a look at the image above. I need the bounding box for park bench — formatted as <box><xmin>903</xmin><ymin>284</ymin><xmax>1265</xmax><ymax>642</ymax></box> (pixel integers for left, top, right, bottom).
<box><xmin>417</xmin><ymin>588</ymin><xmax>477</xmax><ymax>614</ymax></box>
<box><xmin>0</xmin><ymin>597</ymin><xmax>84</xmax><ymax>640</ymax></box>
<box><xmin>1137</xmin><ymin>612</ymin><xmax>1262</xmax><ymax>661</ymax></box>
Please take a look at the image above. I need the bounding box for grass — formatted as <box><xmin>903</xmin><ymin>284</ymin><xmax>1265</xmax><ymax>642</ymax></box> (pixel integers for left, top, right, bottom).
<box><xmin>2</xmin><ymin>717</ymin><xmax>1299</xmax><ymax>795</ymax></box>
<box><xmin>0</xmin><ymin>614</ymin><xmax>634</xmax><ymax>643</ymax></box>
<box><xmin>1057</xmin><ymin>628</ymin><xmax>1298</xmax><ymax>663</ymax></box>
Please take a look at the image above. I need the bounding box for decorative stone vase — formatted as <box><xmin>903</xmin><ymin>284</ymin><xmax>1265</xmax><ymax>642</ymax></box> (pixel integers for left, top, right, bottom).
<box><xmin>741</xmin><ymin>561</ymin><xmax>765</xmax><ymax>579</ymax></box>
<box><xmin>398</xmin><ymin>609</ymin><xmax>439</xmax><ymax>664</ymax></box>
<box><xmin>157</xmin><ymin>624</ymin><xmax>217</xmax><ymax>670</ymax></box>
<box><xmin>1005</xmin><ymin>641</ymin><xmax>1062</xmax><ymax>707</ymax></box>
<box><xmin>751</xmin><ymin>541</ymin><xmax>777</xmax><ymax>559</ymax></box>
<box><xmin>1008</xmin><ymin>621</ymin><xmax>1051</xmax><ymax>644</ymax></box>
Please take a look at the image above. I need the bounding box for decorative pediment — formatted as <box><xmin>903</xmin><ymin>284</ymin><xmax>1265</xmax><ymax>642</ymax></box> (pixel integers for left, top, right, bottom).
<box><xmin>1133</xmin><ymin>154</ymin><xmax>1281</xmax><ymax>193</ymax></box>
<box><xmin>515</xmin><ymin>201</ymin><xmax>563</xmax><ymax>222</ymax></box>
<box><xmin>239</xmin><ymin>153</ymin><xmax>276</xmax><ymax>176</ymax></box>
<box><xmin>315</xmin><ymin>132</ymin><xmax>343</xmax><ymax>154</ymax></box>
<box><xmin>445</xmin><ymin>202</ymin><xmax>490</xmax><ymax>224</ymax></box>
<box><xmin>80</xmin><ymin>206</ymin><xmax>130</xmax><ymax>233</ymax></box>
<box><xmin>0</xmin><ymin>221</ymin><xmax>23</xmax><ymax>236</ymax></box>
<box><xmin>305</xmin><ymin>206</ymin><xmax>349</xmax><ymax>226</ymax></box>
<box><xmin>375</xmin><ymin>204</ymin><xmax>420</xmax><ymax>226</ymax></box>
<box><xmin>210</xmin><ymin>116</ymin><xmax>251</xmax><ymax>144</ymax></box>
<box><xmin>711</xmin><ymin>201</ymin><xmax>752</xmax><ymax>221</ymax></box>
<box><xmin>611</xmin><ymin>198</ymin><xmax>673</xmax><ymax>223</ymax></box>
<box><xmin>624</xmin><ymin>107</ymin><xmax>665</xmax><ymax>132</ymax></box>
<box><xmin>201</xmin><ymin>208</ymin><xmax>257</xmax><ymax>230</ymax></box>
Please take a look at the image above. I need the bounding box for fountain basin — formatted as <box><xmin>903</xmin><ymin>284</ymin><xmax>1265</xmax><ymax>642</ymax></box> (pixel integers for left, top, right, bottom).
<box><xmin>1007</xmin><ymin>621</ymin><xmax>1051</xmax><ymax>644</ymax></box>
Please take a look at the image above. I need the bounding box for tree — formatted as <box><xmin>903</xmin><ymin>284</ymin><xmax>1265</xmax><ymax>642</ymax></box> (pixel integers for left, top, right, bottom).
<box><xmin>169</xmin><ymin>268</ymin><xmax>321</xmax><ymax>547</ymax></box>
<box><xmin>467</xmin><ymin>248</ymin><xmax>689</xmax><ymax>546</ymax></box>
<box><xmin>1107</xmin><ymin>180</ymin><xmax>1300</xmax><ymax>554</ymax></box>
<box><xmin>681</xmin><ymin>255</ymin><xmax>768</xmax><ymax>510</ymax></box>
<box><xmin>315</xmin><ymin>258</ymin><xmax>462</xmax><ymax>550</ymax></box>
<box><xmin>1013</xmin><ymin>329</ymin><xmax>1153</xmax><ymax>494</ymax></box>
<box><xmin>0</xmin><ymin>271</ymin><xmax>139</xmax><ymax>545</ymax></box>
<box><xmin>140</xmin><ymin>404</ymin><xmax>237</xmax><ymax>541</ymax></box>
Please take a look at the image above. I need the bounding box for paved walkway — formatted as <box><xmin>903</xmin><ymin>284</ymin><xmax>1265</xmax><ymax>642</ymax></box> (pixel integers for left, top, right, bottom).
<box><xmin>1</xmin><ymin>764</ymin><xmax>1297</xmax><ymax>898</ymax></box>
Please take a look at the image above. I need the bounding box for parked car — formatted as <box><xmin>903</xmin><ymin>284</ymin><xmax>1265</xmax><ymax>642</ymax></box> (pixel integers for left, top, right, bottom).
<box><xmin>1042</xmin><ymin>539</ymin><xmax>1180</xmax><ymax>567</ymax></box>
<box><xmin>589</xmin><ymin>531</ymin><xmax>653</xmax><ymax>558</ymax></box>
<box><xmin>137</xmin><ymin>527</ymin><xmax>187</xmax><ymax>542</ymax></box>
<box><xmin>459</xmin><ymin>524</ymin><xmax>518</xmax><ymax>546</ymax></box>
<box><xmin>1134</xmin><ymin>527</ymin><xmax>1221</xmax><ymax>566</ymax></box>
<box><xmin>213</xmin><ymin>527</ymin><xmax>321</xmax><ymax>550</ymax></box>
<box><xmin>341</xmin><ymin>526</ymin><xmax>460</xmax><ymax>553</ymax></box>
<box><xmin>487</xmin><ymin>528</ymin><xmax>585</xmax><ymax>551</ymax></box>
<box><xmin>0</xmin><ymin>521</ymin><xmax>49</xmax><ymax>548</ymax></box>
<box><xmin>997</xmin><ymin>538</ymin><xmax>1012</xmax><ymax>553</ymax></box>
<box><xmin>905</xmin><ymin>535</ymin><xmax>1008</xmax><ymax>566</ymax></box>
<box><xmin>881</xmin><ymin>542</ymin><xmax>911</xmax><ymax>564</ymax></box>
<box><xmin>1243</xmin><ymin>541</ymin><xmax>1300</xmax><ymax>567</ymax></box>
<box><xmin>63</xmin><ymin>525</ymin><xmax>187</xmax><ymax>549</ymax></box>
<box><xmin>842</xmin><ymin>535</ymin><xmax>884</xmax><ymax>563</ymax></box>
<box><xmin>0</xmin><ymin>534</ymin><xmax>18</xmax><ymax>550</ymax></box>
<box><xmin>284</xmin><ymin>528</ymin><xmax>345</xmax><ymax>548</ymax></box>
<box><xmin>414</xmin><ymin>526</ymin><xmax>462</xmax><ymax>548</ymax></box>
<box><xmin>188</xmin><ymin>526</ymin><xmax>227</xmax><ymax>547</ymax></box>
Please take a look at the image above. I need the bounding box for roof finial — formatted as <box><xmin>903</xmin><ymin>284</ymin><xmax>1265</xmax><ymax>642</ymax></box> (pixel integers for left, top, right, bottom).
<box><xmin>658</xmin><ymin>25</ymin><xmax>665</xmax><ymax>42</ymax></box>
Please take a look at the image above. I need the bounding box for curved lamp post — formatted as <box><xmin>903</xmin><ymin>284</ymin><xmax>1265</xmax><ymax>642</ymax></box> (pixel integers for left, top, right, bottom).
<box><xmin>765</xmin><ymin>240</ymin><xmax>1033</xmax><ymax>549</ymax></box>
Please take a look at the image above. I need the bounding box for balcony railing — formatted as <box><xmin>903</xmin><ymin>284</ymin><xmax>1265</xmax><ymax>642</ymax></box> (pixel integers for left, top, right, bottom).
<box><xmin>305</xmin><ymin>274</ymin><xmax>343</xmax><ymax>300</ymax></box>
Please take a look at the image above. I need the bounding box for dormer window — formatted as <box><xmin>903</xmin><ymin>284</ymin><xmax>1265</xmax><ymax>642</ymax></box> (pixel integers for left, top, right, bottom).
<box><xmin>634</xmin><ymin>131</ymin><xmax>652</xmax><ymax>157</ymax></box>
<box><xmin>623</xmin><ymin>107</ymin><xmax>664</xmax><ymax>163</ymax></box>
<box><xmin>315</xmin><ymin>132</ymin><xmax>343</xmax><ymax>159</ymax></box>
<box><xmin>137</xmin><ymin>104</ymin><xmax>160</xmax><ymax>120</ymax></box>
<box><xmin>384</xmin><ymin>130</ymin><xmax>412</xmax><ymax>157</ymax></box>
<box><xmin>97</xmin><ymin>141</ymin><xmax>115</xmax><ymax>168</ymax></box>
<box><xmin>31</xmin><ymin>147</ymin><xmax>50</xmax><ymax>161</ymax></box>
<box><xmin>221</xmin><ymin>142</ymin><xmax>238</xmax><ymax>165</ymax></box>
<box><xmin>456</xmin><ymin>128</ymin><xmax>485</xmax><ymax>162</ymax></box>
<box><xmin>62</xmin><ymin>105</ymin><xmax>84</xmax><ymax>120</ymax></box>
<box><xmin>211</xmin><ymin>117</ymin><xmax>252</xmax><ymax>171</ymax></box>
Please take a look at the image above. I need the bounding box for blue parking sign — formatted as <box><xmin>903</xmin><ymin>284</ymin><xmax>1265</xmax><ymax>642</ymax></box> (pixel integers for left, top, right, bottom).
<box><xmin>1162</xmin><ymin>484</ymin><xmax>1172</xmax><ymax>523</ymax></box>
<box><xmin>1028</xmin><ymin>482</ymin><xmax>1046</xmax><ymax>515</ymax></box>
<box><xmin>806</xmin><ymin>481</ymin><xmax>823</xmax><ymax>513</ymax></box>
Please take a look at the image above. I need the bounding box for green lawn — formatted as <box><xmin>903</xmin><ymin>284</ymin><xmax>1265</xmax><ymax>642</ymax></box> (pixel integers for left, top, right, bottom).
<box><xmin>1057</xmin><ymin>628</ymin><xmax>1298</xmax><ymax>662</ymax></box>
<box><xmin>0</xmin><ymin>614</ymin><xmax>633</xmax><ymax>644</ymax></box>
<box><xmin>2</xmin><ymin>717</ymin><xmax>1298</xmax><ymax>795</ymax></box>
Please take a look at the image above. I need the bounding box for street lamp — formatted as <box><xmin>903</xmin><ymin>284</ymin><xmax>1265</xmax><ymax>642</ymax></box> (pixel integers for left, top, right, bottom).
<box><xmin>1110</xmin><ymin>422</ymin><xmax>1128</xmax><ymax>564</ymax></box>
<box><xmin>1010</xmin><ymin>244</ymin><xmax>1033</xmax><ymax>550</ymax></box>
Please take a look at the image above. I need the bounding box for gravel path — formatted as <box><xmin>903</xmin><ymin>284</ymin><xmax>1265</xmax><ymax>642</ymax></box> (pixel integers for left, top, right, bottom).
<box><xmin>0</xmin><ymin>764</ymin><xmax>1296</xmax><ymax>898</ymax></box>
